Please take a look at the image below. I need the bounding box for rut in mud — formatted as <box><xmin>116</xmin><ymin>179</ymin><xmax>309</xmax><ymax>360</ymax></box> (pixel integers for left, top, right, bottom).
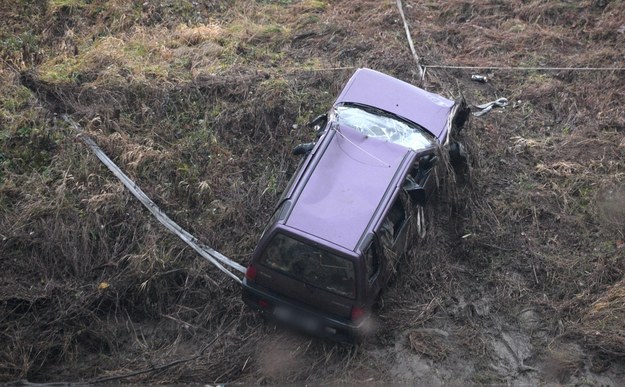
<box><xmin>1</xmin><ymin>0</ymin><xmax>624</xmax><ymax>384</ymax></box>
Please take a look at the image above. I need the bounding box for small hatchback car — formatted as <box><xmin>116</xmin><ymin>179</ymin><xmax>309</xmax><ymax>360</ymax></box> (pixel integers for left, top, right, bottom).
<box><xmin>242</xmin><ymin>68</ymin><xmax>469</xmax><ymax>341</ymax></box>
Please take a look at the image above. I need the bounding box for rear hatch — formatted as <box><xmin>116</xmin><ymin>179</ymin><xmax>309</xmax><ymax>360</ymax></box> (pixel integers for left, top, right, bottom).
<box><xmin>253</xmin><ymin>232</ymin><xmax>356</xmax><ymax>319</ymax></box>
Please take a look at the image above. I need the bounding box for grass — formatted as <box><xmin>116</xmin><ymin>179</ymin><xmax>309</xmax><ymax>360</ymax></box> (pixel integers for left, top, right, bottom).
<box><xmin>35</xmin><ymin>1</ymin><xmax>303</xmax><ymax>85</ymax></box>
<box><xmin>50</xmin><ymin>0</ymin><xmax>85</xmax><ymax>8</ymax></box>
<box><xmin>580</xmin><ymin>277</ymin><xmax>625</xmax><ymax>356</ymax></box>
<box><xmin>38</xmin><ymin>32</ymin><xmax>190</xmax><ymax>85</ymax></box>
<box><xmin>1</xmin><ymin>0</ymin><xmax>625</xmax><ymax>384</ymax></box>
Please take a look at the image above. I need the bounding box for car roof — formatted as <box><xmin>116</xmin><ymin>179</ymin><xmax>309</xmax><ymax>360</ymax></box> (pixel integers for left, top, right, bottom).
<box><xmin>334</xmin><ymin>68</ymin><xmax>455</xmax><ymax>140</ymax></box>
<box><xmin>284</xmin><ymin>124</ymin><xmax>412</xmax><ymax>252</ymax></box>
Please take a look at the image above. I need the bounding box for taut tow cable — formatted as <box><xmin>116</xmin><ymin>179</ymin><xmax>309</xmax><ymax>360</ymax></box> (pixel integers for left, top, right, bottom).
<box><xmin>63</xmin><ymin>115</ymin><xmax>245</xmax><ymax>284</ymax></box>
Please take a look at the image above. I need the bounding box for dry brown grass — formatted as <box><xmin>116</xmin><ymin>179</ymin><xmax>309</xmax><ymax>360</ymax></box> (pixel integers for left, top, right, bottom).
<box><xmin>2</xmin><ymin>0</ymin><xmax>625</xmax><ymax>383</ymax></box>
<box><xmin>580</xmin><ymin>277</ymin><xmax>625</xmax><ymax>357</ymax></box>
<box><xmin>408</xmin><ymin>330</ymin><xmax>449</xmax><ymax>361</ymax></box>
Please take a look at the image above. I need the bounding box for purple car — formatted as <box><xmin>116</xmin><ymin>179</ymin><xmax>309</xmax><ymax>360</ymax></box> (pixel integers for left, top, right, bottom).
<box><xmin>242</xmin><ymin>68</ymin><xmax>469</xmax><ymax>341</ymax></box>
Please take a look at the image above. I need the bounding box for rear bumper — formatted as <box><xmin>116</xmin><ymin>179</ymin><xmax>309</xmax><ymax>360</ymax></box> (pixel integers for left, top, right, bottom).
<box><xmin>242</xmin><ymin>279</ymin><xmax>365</xmax><ymax>342</ymax></box>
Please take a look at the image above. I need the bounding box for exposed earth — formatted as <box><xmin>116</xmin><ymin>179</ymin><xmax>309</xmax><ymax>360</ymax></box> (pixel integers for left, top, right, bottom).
<box><xmin>1</xmin><ymin>0</ymin><xmax>625</xmax><ymax>384</ymax></box>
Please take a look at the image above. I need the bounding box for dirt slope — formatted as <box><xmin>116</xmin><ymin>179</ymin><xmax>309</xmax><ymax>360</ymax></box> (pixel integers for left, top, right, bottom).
<box><xmin>1</xmin><ymin>0</ymin><xmax>624</xmax><ymax>384</ymax></box>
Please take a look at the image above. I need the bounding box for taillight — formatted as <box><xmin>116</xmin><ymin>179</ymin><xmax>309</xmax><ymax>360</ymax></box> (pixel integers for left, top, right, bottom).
<box><xmin>245</xmin><ymin>265</ymin><xmax>257</xmax><ymax>281</ymax></box>
<box><xmin>258</xmin><ymin>299</ymin><xmax>269</xmax><ymax>309</ymax></box>
<box><xmin>351</xmin><ymin>306</ymin><xmax>365</xmax><ymax>321</ymax></box>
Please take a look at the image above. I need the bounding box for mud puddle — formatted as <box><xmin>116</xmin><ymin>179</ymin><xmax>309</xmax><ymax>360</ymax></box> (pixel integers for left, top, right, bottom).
<box><xmin>370</xmin><ymin>278</ymin><xmax>625</xmax><ymax>385</ymax></box>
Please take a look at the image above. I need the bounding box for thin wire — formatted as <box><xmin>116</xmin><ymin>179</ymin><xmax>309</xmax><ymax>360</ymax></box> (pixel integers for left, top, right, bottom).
<box><xmin>282</xmin><ymin>65</ymin><xmax>356</xmax><ymax>72</ymax></box>
<box><xmin>426</xmin><ymin>64</ymin><xmax>625</xmax><ymax>71</ymax></box>
<box><xmin>391</xmin><ymin>0</ymin><xmax>625</xmax><ymax>75</ymax></box>
<box><xmin>245</xmin><ymin>63</ymin><xmax>625</xmax><ymax>75</ymax></box>
<box><xmin>333</xmin><ymin>126</ymin><xmax>391</xmax><ymax>168</ymax></box>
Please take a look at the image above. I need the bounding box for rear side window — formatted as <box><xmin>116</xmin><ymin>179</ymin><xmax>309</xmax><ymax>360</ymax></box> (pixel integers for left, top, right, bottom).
<box><xmin>260</xmin><ymin>233</ymin><xmax>356</xmax><ymax>298</ymax></box>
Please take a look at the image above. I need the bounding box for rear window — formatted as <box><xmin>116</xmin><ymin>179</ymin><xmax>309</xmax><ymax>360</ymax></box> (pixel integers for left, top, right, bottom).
<box><xmin>260</xmin><ymin>233</ymin><xmax>356</xmax><ymax>298</ymax></box>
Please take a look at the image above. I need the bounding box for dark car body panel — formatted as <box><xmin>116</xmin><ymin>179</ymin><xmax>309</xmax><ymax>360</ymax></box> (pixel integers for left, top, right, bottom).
<box><xmin>254</xmin><ymin>227</ymin><xmax>358</xmax><ymax>318</ymax></box>
<box><xmin>242</xmin><ymin>278</ymin><xmax>363</xmax><ymax>341</ymax></box>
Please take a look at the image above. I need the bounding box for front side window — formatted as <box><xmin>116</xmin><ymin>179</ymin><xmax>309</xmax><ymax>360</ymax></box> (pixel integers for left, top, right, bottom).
<box><xmin>261</xmin><ymin>233</ymin><xmax>356</xmax><ymax>298</ymax></box>
<box><xmin>335</xmin><ymin>103</ymin><xmax>435</xmax><ymax>151</ymax></box>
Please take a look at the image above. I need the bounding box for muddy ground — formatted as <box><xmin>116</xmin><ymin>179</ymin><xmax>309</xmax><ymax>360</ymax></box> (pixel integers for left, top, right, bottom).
<box><xmin>1</xmin><ymin>0</ymin><xmax>625</xmax><ymax>384</ymax></box>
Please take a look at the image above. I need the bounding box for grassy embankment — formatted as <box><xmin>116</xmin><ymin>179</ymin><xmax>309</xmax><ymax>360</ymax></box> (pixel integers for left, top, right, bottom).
<box><xmin>1</xmin><ymin>0</ymin><xmax>624</xmax><ymax>383</ymax></box>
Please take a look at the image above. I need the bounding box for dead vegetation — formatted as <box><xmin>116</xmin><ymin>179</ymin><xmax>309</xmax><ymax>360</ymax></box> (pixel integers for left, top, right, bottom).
<box><xmin>1</xmin><ymin>0</ymin><xmax>625</xmax><ymax>383</ymax></box>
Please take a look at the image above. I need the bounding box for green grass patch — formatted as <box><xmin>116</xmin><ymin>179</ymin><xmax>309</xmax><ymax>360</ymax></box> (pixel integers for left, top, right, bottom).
<box><xmin>299</xmin><ymin>0</ymin><xmax>327</xmax><ymax>12</ymax></box>
<box><xmin>49</xmin><ymin>0</ymin><xmax>86</xmax><ymax>11</ymax></box>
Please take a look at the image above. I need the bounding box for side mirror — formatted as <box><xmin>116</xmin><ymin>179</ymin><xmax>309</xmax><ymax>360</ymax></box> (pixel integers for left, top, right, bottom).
<box><xmin>308</xmin><ymin>114</ymin><xmax>327</xmax><ymax>131</ymax></box>
<box><xmin>403</xmin><ymin>177</ymin><xmax>427</xmax><ymax>206</ymax></box>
